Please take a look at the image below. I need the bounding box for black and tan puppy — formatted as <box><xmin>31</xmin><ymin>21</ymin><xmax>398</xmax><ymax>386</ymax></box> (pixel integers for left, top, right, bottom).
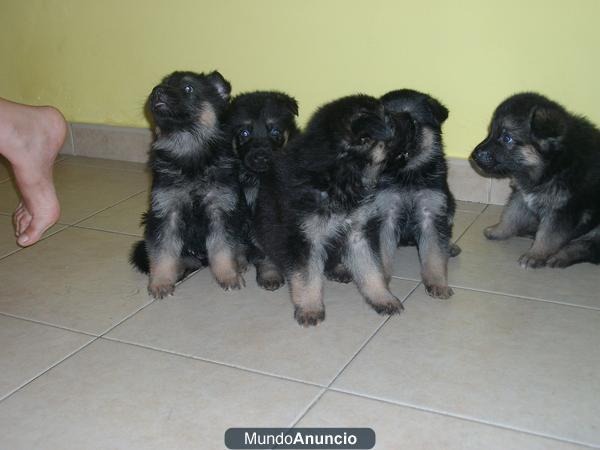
<box><xmin>131</xmin><ymin>71</ymin><xmax>247</xmax><ymax>298</ymax></box>
<box><xmin>224</xmin><ymin>91</ymin><xmax>300</xmax><ymax>290</ymax></box>
<box><xmin>471</xmin><ymin>92</ymin><xmax>600</xmax><ymax>268</ymax></box>
<box><xmin>255</xmin><ymin>95</ymin><xmax>403</xmax><ymax>326</ymax></box>
<box><xmin>375</xmin><ymin>89</ymin><xmax>458</xmax><ymax>298</ymax></box>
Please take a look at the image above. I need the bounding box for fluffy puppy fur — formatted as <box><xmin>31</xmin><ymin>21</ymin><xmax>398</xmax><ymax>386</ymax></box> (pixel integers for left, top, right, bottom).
<box><xmin>375</xmin><ymin>89</ymin><xmax>458</xmax><ymax>298</ymax></box>
<box><xmin>255</xmin><ymin>95</ymin><xmax>405</xmax><ymax>326</ymax></box>
<box><xmin>224</xmin><ymin>91</ymin><xmax>300</xmax><ymax>290</ymax></box>
<box><xmin>131</xmin><ymin>70</ymin><xmax>247</xmax><ymax>298</ymax></box>
<box><xmin>471</xmin><ymin>92</ymin><xmax>600</xmax><ymax>268</ymax></box>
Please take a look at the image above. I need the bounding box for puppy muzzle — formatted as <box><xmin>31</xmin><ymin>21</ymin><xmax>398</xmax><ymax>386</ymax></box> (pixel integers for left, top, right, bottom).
<box><xmin>244</xmin><ymin>148</ymin><xmax>272</xmax><ymax>173</ymax></box>
<box><xmin>470</xmin><ymin>146</ymin><xmax>495</xmax><ymax>171</ymax></box>
<box><xmin>150</xmin><ymin>87</ymin><xmax>171</xmax><ymax>113</ymax></box>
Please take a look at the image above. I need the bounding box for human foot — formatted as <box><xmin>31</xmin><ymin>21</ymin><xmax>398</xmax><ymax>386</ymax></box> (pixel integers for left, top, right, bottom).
<box><xmin>0</xmin><ymin>100</ymin><xmax>66</xmax><ymax>246</ymax></box>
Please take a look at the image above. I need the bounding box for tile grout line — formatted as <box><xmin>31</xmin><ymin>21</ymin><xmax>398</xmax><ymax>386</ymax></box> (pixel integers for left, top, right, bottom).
<box><xmin>70</xmin><ymin>224</ymin><xmax>143</xmax><ymax>238</ymax></box>
<box><xmin>65</xmin><ymin>188</ymin><xmax>147</xmax><ymax>228</ymax></box>
<box><xmin>455</xmin><ymin>203</ymin><xmax>489</xmax><ymax>244</ymax></box>
<box><xmin>0</xmin><ymin>338</ymin><xmax>100</xmax><ymax>404</ymax></box>
<box><xmin>448</xmin><ymin>284</ymin><xmax>600</xmax><ymax>312</ymax></box>
<box><xmin>0</xmin><ymin>300</ymin><xmax>156</xmax><ymax>405</ymax></box>
<box><xmin>327</xmin><ymin>387</ymin><xmax>600</xmax><ymax>450</ymax></box>
<box><xmin>285</xmin><ymin>282</ymin><xmax>423</xmax><ymax>430</ymax></box>
<box><xmin>0</xmin><ymin>312</ymin><xmax>99</xmax><ymax>337</ymax></box>
<box><xmin>58</xmin><ymin>160</ymin><xmax>149</xmax><ymax>174</ymax></box>
<box><xmin>99</xmin><ymin>335</ymin><xmax>328</xmax><ymax>390</ymax></box>
<box><xmin>0</xmin><ymin>223</ymin><xmax>72</xmax><ymax>262</ymax></box>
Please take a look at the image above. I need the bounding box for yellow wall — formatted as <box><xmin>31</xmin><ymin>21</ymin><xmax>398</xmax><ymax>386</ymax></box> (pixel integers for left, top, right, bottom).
<box><xmin>1</xmin><ymin>0</ymin><xmax>598</xmax><ymax>158</ymax></box>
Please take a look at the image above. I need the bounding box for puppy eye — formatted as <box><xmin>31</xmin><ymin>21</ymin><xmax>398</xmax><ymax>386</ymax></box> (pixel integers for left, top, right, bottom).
<box><xmin>501</xmin><ymin>132</ymin><xmax>513</xmax><ymax>145</ymax></box>
<box><xmin>239</xmin><ymin>129</ymin><xmax>251</xmax><ymax>138</ymax></box>
<box><xmin>183</xmin><ymin>85</ymin><xmax>193</xmax><ymax>94</ymax></box>
<box><xmin>269</xmin><ymin>128</ymin><xmax>281</xmax><ymax>138</ymax></box>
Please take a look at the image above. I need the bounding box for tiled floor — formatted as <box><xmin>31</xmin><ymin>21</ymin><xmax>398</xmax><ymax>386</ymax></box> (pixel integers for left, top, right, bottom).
<box><xmin>0</xmin><ymin>156</ymin><xmax>598</xmax><ymax>450</ymax></box>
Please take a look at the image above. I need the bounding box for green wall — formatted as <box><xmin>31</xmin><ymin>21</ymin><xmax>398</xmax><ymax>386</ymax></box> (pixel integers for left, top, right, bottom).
<box><xmin>1</xmin><ymin>0</ymin><xmax>598</xmax><ymax>157</ymax></box>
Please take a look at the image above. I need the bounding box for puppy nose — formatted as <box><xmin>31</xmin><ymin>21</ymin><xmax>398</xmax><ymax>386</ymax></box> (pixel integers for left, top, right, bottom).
<box><xmin>151</xmin><ymin>87</ymin><xmax>168</xmax><ymax>104</ymax></box>
<box><xmin>472</xmin><ymin>147</ymin><xmax>493</xmax><ymax>165</ymax></box>
<box><xmin>253</xmin><ymin>154</ymin><xmax>269</xmax><ymax>165</ymax></box>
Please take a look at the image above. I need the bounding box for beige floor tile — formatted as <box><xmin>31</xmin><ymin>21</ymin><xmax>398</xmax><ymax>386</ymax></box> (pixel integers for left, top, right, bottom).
<box><xmin>0</xmin><ymin>215</ymin><xmax>22</xmax><ymax>258</ymax></box>
<box><xmin>107</xmin><ymin>271</ymin><xmax>418</xmax><ymax>385</ymax></box>
<box><xmin>76</xmin><ymin>191</ymin><xmax>148</xmax><ymax>236</ymax></box>
<box><xmin>0</xmin><ymin>315</ymin><xmax>93</xmax><ymax>399</ymax></box>
<box><xmin>59</xmin><ymin>155</ymin><xmax>148</xmax><ymax>173</ymax></box>
<box><xmin>455</xmin><ymin>200</ymin><xmax>486</xmax><ymax>213</ymax></box>
<box><xmin>299</xmin><ymin>391</ymin><xmax>587</xmax><ymax>450</ymax></box>
<box><xmin>0</xmin><ymin>339</ymin><xmax>321</xmax><ymax>450</ymax></box>
<box><xmin>0</xmin><ymin>162</ymin><xmax>150</xmax><ymax>224</ymax></box>
<box><xmin>391</xmin><ymin>211</ymin><xmax>479</xmax><ymax>280</ymax></box>
<box><xmin>0</xmin><ymin>215</ymin><xmax>68</xmax><ymax>258</ymax></box>
<box><xmin>332</xmin><ymin>288</ymin><xmax>600</xmax><ymax>446</ymax></box>
<box><xmin>0</xmin><ymin>228</ymin><xmax>151</xmax><ymax>335</ymax></box>
<box><xmin>450</xmin><ymin>211</ymin><xmax>600</xmax><ymax>308</ymax></box>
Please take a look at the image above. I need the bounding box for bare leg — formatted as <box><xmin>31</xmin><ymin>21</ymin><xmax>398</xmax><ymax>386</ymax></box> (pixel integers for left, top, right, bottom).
<box><xmin>485</xmin><ymin>190</ymin><xmax>537</xmax><ymax>240</ymax></box>
<box><xmin>0</xmin><ymin>98</ymin><xmax>65</xmax><ymax>246</ymax></box>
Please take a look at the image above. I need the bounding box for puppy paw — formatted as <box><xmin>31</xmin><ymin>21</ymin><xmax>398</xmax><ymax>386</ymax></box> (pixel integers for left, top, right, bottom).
<box><xmin>449</xmin><ymin>242</ymin><xmax>462</xmax><ymax>257</ymax></box>
<box><xmin>484</xmin><ymin>225</ymin><xmax>510</xmax><ymax>240</ymax></box>
<box><xmin>216</xmin><ymin>272</ymin><xmax>246</xmax><ymax>291</ymax></box>
<box><xmin>546</xmin><ymin>251</ymin><xmax>575</xmax><ymax>268</ymax></box>
<box><xmin>325</xmin><ymin>264</ymin><xmax>353</xmax><ymax>284</ymax></box>
<box><xmin>257</xmin><ymin>271</ymin><xmax>285</xmax><ymax>291</ymax></box>
<box><xmin>148</xmin><ymin>279</ymin><xmax>175</xmax><ymax>299</ymax></box>
<box><xmin>366</xmin><ymin>295</ymin><xmax>404</xmax><ymax>315</ymax></box>
<box><xmin>294</xmin><ymin>306</ymin><xmax>325</xmax><ymax>327</ymax></box>
<box><xmin>236</xmin><ymin>255</ymin><xmax>249</xmax><ymax>274</ymax></box>
<box><xmin>424</xmin><ymin>284</ymin><xmax>454</xmax><ymax>299</ymax></box>
<box><xmin>518</xmin><ymin>252</ymin><xmax>548</xmax><ymax>269</ymax></box>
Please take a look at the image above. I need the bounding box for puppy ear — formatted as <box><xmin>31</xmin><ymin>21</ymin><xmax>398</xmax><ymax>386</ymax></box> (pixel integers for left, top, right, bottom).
<box><xmin>282</xmin><ymin>95</ymin><xmax>299</xmax><ymax>116</ymax></box>
<box><xmin>391</xmin><ymin>112</ymin><xmax>417</xmax><ymax>144</ymax></box>
<box><xmin>530</xmin><ymin>106</ymin><xmax>566</xmax><ymax>140</ymax></box>
<box><xmin>351</xmin><ymin>113</ymin><xmax>388</xmax><ymax>141</ymax></box>
<box><xmin>207</xmin><ymin>71</ymin><xmax>231</xmax><ymax>101</ymax></box>
<box><xmin>426</xmin><ymin>97</ymin><xmax>449</xmax><ymax>125</ymax></box>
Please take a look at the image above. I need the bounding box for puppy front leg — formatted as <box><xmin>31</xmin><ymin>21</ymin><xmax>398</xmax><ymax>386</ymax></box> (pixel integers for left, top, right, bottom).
<box><xmin>418</xmin><ymin>232</ymin><xmax>453</xmax><ymax>299</ymax></box>
<box><xmin>148</xmin><ymin>252</ymin><xmax>182</xmax><ymax>299</ymax></box>
<box><xmin>519</xmin><ymin>213</ymin><xmax>574</xmax><ymax>269</ymax></box>
<box><xmin>147</xmin><ymin>212</ymin><xmax>184</xmax><ymax>299</ymax></box>
<box><xmin>324</xmin><ymin>243</ymin><xmax>352</xmax><ymax>284</ymax></box>
<box><xmin>288</xmin><ymin>247</ymin><xmax>326</xmax><ymax>326</ymax></box>
<box><xmin>379</xmin><ymin>217</ymin><xmax>398</xmax><ymax>285</ymax></box>
<box><xmin>256</xmin><ymin>256</ymin><xmax>285</xmax><ymax>291</ymax></box>
<box><xmin>485</xmin><ymin>190</ymin><xmax>538</xmax><ymax>240</ymax></box>
<box><xmin>206</xmin><ymin>224</ymin><xmax>245</xmax><ymax>291</ymax></box>
<box><xmin>346</xmin><ymin>229</ymin><xmax>403</xmax><ymax>315</ymax></box>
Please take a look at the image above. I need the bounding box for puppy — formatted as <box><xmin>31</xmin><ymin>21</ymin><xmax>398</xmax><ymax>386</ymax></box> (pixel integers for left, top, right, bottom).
<box><xmin>131</xmin><ymin>70</ymin><xmax>247</xmax><ymax>298</ymax></box>
<box><xmin>471</xmin><ymin>92</ymin><xmax>600</xmax><ymax>268</ymax></box>
<box><xmin>375</xmin><ymin>89</ymin><xmax>458</xmax><ymax>299</ymax></box>
<box><xmin>224</xmin><ymin>91</ymin><xmax>300</xmax><ymax>290</ymax></box>
<box><xmin>255</xmin><ymin>95</ymin><xmax>403</xmax><ymax>326</ymax></box>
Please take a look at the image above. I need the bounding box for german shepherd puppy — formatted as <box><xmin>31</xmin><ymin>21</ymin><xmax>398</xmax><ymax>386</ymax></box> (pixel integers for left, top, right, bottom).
<box><xmin>471</xmin><ymin>92</ymin><xmax>600</xmax><ymax>268</ymax></box>
<box><xmin>255</xmin><ymin>95</ymin><xmax>404</xmax><ymax>326</ymax></box>
<box><xmin>131</xmin><ymin>71</ymin><xmax>247</xmax><ymax>298</ymax></box>
<box><xmin>224</xmin><ymin>91</ymin><xmax>300</xmax><ymax>290</ymax></box>
<box><xmin>375</xmin><ymin>89</ymin><xmax>458</xmax><ymax>298</ymax></box>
